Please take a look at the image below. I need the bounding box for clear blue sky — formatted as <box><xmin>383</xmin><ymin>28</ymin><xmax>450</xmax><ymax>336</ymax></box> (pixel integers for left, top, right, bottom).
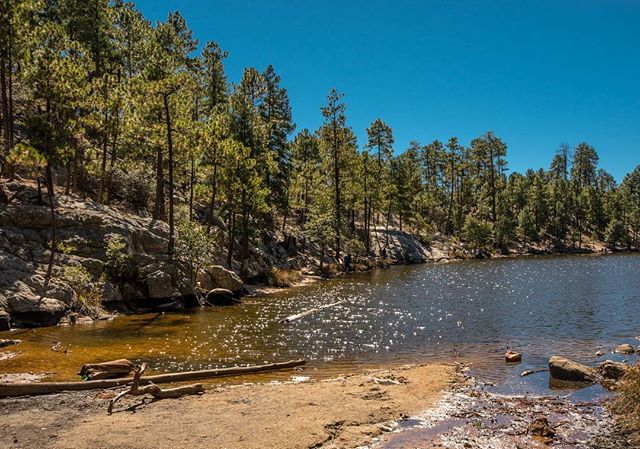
<box><xmin>135</xmin><ymin>0</ymin><xmax>640</xmax><ymax>181</ymax></box>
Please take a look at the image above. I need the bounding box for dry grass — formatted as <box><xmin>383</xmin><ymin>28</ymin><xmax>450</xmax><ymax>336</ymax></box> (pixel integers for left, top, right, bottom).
<box><xmin>611</xmin><ymin>364</ymin><xmax>640</xmax><ymax>442</ymax></box>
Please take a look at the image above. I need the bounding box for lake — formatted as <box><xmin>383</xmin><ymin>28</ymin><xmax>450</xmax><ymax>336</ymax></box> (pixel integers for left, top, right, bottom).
<box><xmin>2</xmin><ymin>253</ymin><xmax>639</xmax><ymax>395</ymax></box>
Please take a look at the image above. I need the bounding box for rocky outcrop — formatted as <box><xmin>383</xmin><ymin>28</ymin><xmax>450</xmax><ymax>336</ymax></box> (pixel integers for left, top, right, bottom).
<box><xmin>548</xmin><ymin>356</ymin><xmax>596</xmax><ymax>382</ymax></box>
<box><xmin>0</xmin><ymin>181</ymin><xmax>250</xmax><ymax>329</ymax></box>
<box><xmin>371</xmin><ymin>229</ymin><xmax>431</xmax><ymax>263</ymax></box>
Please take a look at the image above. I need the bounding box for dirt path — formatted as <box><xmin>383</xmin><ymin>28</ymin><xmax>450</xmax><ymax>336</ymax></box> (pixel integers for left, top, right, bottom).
<box><xmin>0</xmin><ymin>363</ymin><xmax>454</xmax><ymax>449</ymax></box>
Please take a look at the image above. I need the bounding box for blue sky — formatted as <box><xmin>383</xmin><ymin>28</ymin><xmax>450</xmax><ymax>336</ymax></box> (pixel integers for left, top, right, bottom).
<box><xmin>135</xmin><ymin>0</ymin><xmax>640</xmax><ymax>181</ymax></box>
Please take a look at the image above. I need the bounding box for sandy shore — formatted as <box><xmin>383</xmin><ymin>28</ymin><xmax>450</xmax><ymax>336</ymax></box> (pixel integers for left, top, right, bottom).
<box><xmin>0</xmin><ymin>363</ymin><xmax>454</xmax><ymax>449</ymax></box>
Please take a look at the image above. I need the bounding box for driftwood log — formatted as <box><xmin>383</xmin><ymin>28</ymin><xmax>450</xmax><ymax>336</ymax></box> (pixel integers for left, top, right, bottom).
<box><xmin>107</xmin><ymin>363</ymin><xmax>204</xmax><ymax>414</ymax></box>
<box><xmin>79</xmin><ymin>359</ymin><xmax>135</xmax><ymax>380</ymax></box>
<box><xmin>0</xmin><ymin>359</ymin><xmax>306</xmax><ymax>397</ymax></box>
<box><xmin>279</xmin><ymin>301</ymin><xmax>345</xmax><ymax>323</ymax></box>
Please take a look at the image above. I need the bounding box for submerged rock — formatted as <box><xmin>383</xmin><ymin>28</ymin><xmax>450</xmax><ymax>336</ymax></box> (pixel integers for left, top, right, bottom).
<box><xmin>204</xmin><ymin>288</ymin><xmax>238</xmax><ymax>306</ymax></box>
<box><xmin>548</xmin><ymin>356</ymin><xmax>596</xmax><ymax>382</ymax></box>
<box><xmin>505</xmin><ymin>351</ymin><xmax>522</xmax><ymax>363</ymax></box>
<box><xmin>614</xmin><ymin>344</ymin><xmax>634</xmax><ymax>354</ymax></box>
<box><xmin>0</xmin><ymin>339</ymin><xmax>21</xmax><ymax>349</ymax></box>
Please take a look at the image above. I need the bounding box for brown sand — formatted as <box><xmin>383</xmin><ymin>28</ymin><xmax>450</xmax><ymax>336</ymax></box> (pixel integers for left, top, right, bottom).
<box><xmin>0</xmin><ymin>363</ymin><xmax>454</xmax><ymax>449</ymax></box>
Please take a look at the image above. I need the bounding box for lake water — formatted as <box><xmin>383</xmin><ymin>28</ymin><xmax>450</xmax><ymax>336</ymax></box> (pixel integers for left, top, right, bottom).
<box><xmin>1</xmin><ymin>253</ymin><xmax>639</xmax><ymax>396</ymax></box>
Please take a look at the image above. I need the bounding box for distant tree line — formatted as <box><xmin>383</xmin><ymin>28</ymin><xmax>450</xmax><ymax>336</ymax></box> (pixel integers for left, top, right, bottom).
<box><xmin>1</xmin><ymin>0</ymin><xmax>638</xmax><ymax>271</ymax></box>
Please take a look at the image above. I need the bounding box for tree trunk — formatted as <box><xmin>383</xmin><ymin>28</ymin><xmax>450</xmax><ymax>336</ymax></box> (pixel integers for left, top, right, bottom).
<box><xmin>333</xmin><ymin>121</ymin><xmax>341</xmax><ymax>261</ymax></box>
<box><xmin>227</xmin><ymin>203</ymin><xmax>236</xmax><ymax>268</ymax></box>
<box><xmin>189</xmin><ymin>156</ymin><xmax>195</xmax><ymax>221</ymax></box>
<box><xmin>0</xmin><ymin>53</ymin><xmax>11</xmax><ymax>178</ymax></box>
<box><xmin>97</xmin><ymin>83</ymin><xmax>110</xmax><ymax>203</ymax></box>
<box><xmin>241</xmin><ymin>187</ymin><xmax>249</xmax><ymax>261</ymax></box>
<box><xmin>207</xmin><ymin>161</ymin><xmax>218</xmax><ymax>232</ymax></box>
<box><xmin>153</xmin><ymin>144</ymin><xmax>165</xmax><ymax>220</ymax></box>
<box><xmin>44</xmin><ymin>164</ymin><xmax>57</xmax><ymax>288</ymax></box>
<box><xmin>163</xmin><ymin>93</ymin><xmax>175</xmax><ymax>258</ymax></box>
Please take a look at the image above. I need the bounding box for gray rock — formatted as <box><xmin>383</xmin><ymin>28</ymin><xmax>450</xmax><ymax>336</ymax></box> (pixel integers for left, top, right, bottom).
<box><xmin>101</xmin><ymin>281</ymin><xmax>123</xmax><ymax>306</ymax></box>
<box><xmin>614</xmin><ymin>343</ymin><xmax>634</xmax><ymax>354</ymax></box>
<box><xmin>203</xmin><ymin>265</ymin><xmax>244</xmax><ymax>294</ymax></box>
<box><xmin>75</xmin><ymin>316</ymin><xmax>94</xmax><ymax>325</ymax></box>
<box><xmin>548</xmin><ymin>356</ymin><xmax>596</xmax><ymax>382</ymax></box>
<box><xmin>6</xmin><ymin>295</ymin><xmax>67</xmax><ymax>327</ymax></box>
<box><xmin>146</xmin><ymin>270</ymin><xmax>173</xmax><ymax>299</ymax></box>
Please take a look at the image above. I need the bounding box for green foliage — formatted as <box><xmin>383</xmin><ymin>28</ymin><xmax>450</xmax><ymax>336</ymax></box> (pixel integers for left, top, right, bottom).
<box><xmin>104</xmin><ymin>235</ymin><xmax>137</xmax><ymax>282</ymax></box>
<box><xmin>604</xmin><ymin>219</ymin><xmax>627</xmax><ymax>248</ymax></box>
<box><xmin>2</xmin><ymin>0</ymin><xmax>638</xmax><ymax>273</ymax></box>
<box><xmin>58</xmin><ymin>264</ymin><xmax>104</xmax><ymax>317</ymax></box>
<box><xmin>463</xmin><ymin>215</ymin><xmax>493</xmax><ymax>252</ymax></box>
<box><xmin>175</xmin><ymin>217</ymin><xmax>219</xmax><ymax>287</ymax></box>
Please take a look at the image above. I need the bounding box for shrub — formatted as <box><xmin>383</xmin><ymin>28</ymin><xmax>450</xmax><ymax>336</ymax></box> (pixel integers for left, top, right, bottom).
<box><xmin>59</xmin><ymin>265</ymin><xmax>103</xmax><ymax>317</ymax></box>
<box><xmin>175</xmin><ymin>218</ymin><xmax>219</xmax><ymax>288</ymax></box>
<box><xmin>108</xmin><ymin>167</ymin><xmax>152</xmax><ymax>211</ymax></box>
<box><xmin>463</xmin><ymin>215</ymin><xmax>493</xmax><ymax>251</ymax></box>
<box><xmin>104</xmin><ymin>235</ymin><xmax>138</xmax><ymax>281</ymax></box>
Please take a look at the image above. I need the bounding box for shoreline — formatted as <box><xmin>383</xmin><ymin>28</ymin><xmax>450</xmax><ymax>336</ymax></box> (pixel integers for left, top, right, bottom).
<box><xmin>0</xmin><ymin>363</ymin><xmax>457</xmax><ymax>449</ymax></box>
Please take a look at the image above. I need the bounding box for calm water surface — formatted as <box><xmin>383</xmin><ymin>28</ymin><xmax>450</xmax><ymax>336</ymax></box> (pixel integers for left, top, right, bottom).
<box><xmin>2</xmin><ymin>254</ymin><xmax>639</xmax><ymax>394</ymax></box>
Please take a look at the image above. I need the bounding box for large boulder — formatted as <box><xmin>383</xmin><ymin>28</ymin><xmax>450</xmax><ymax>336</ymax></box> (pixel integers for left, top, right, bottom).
<box><xmin>100</xmin><ymin>281</ymin><xmax>125</xmax><ymax>309</ymax></box>
<box><xmin>200</xmin><ymin>265</ymin><xmax>244</xmax><ymax>294</ymax></box>
<box><xmin>145</xmin><ymin>270</ymin><xmax>174</xmax><ymax>299</ymax></box>
<box><xmin>6</xmin><ymin>295</ymin><xmax>67</xmax><ymax>327</ymax></box>
<box><xmin>548</xmin><ymin>356</ymin><xmax>596</xmax><ymax>382</ymax></box>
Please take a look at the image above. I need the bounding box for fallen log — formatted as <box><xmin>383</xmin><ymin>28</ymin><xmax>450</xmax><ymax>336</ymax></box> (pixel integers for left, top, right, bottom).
<box><xmin>107</xmin><ymin>363</ymin><xmax>204</xmax><ymax>414</ymax></box>
<box><xmin>0</xmin><ymin>359</ymin><xmax>306</xmax><ymax>398</ymax></box>
<box><xmin>79</xmin><ymin>359</ymin><xmax>135</xmax><ymax>380</ymax></box>
<box><xmin>279</xmin><ymin>301</ymin><xmax>345</xmax><ymax>323</ymax></box>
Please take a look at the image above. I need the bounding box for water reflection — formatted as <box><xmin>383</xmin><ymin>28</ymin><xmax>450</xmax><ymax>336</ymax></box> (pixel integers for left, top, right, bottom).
<box><xmin>1</xmin><ymin>254</ymin><xmax>639</xmax><ymax>392</ymax></box>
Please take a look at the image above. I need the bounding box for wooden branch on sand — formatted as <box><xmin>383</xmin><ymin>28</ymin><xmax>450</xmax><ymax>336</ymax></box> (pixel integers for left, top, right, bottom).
<box><xmin>279</xmin><ymin>301</ymin><xmax>345</xmax><ymax>323</ymax></box>
<box><xmin>0</xmin><ymin>359</ymin><xmax>306</xmax><ymax>397</ymax></box>
<box><xmin>107</xmin><ymin>363</ymin><xmax>204</xmax><ymax>414</ymax></box>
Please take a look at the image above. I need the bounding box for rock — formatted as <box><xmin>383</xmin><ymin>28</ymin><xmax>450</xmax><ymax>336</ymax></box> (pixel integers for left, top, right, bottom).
<box><xmin>75</xmin><ymin>316</ymin><xmax>94</xmax><ymax>325</ymax></box>
<box><xmin>204</xmin><ymin>265</ymin><xmax>244</xmax><ymax>294</ymax></box>
<box><xmin>548</xmin><ymin>356</ymin><xmax>596</xmax><ymax>382</ymax></box>
<box><xmin>6</xmin><ymin>295</ymin><xmax>67</xmax><ymax>327</ymax></box>
<box><xmin>0</xmin><ymin>339</ymin><xmax>21</xmax><ymax>349</ymax></box>
<box><xmin>204</xmin><ymin>288</ymin><xmax>239</xmax><ymax>306</ymax></box>
<box><xmin>614</xmin><ymin>343</ymin><xmax>634</xmax><ymax>354</ymax></box>
<box><xmin>146</xmin><ymin>270</ymin><xmax>173</xmax><ymax>299</ymax></box>
<box><xmin>527</xmin><ymin>417</ymin><xmax>555</xmax><ymax>438</ymax></box>
<box><xmin>595</xmin><ymin>350</ymin><xmax>604</xmax><ymax>357</ymax></box>
<box><xmin>505</xmin><ymin>351</ymin><xmax>522</xmax><ymax>363</ymax></box>
<box><xmin>0</xmin><ymin>310</ymin><xmax>10</xmax><ymax>331</ymax></box>
<box><xmin>100</xmin><ymin>281</ymin><xmax>123</xmax><ymax>307</ymax></box>
<box><xmin>599</xmin><ymin>360</ymin><xmax>628</xmax><ymax>380</ymax></box>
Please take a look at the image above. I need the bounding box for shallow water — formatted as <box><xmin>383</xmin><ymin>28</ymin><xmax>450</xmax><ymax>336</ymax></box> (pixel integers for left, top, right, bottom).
<box><xmin>1</xmin><ymin>253</ymin><xmax>639</xmax><ymax>394</ymax></box>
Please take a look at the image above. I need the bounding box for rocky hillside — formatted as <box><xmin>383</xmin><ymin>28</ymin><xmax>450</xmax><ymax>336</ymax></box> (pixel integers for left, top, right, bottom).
<box><xmin>0</xmin><ymin>181</ymin><xmax>243</xmax><ymax>330</ymax></box>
